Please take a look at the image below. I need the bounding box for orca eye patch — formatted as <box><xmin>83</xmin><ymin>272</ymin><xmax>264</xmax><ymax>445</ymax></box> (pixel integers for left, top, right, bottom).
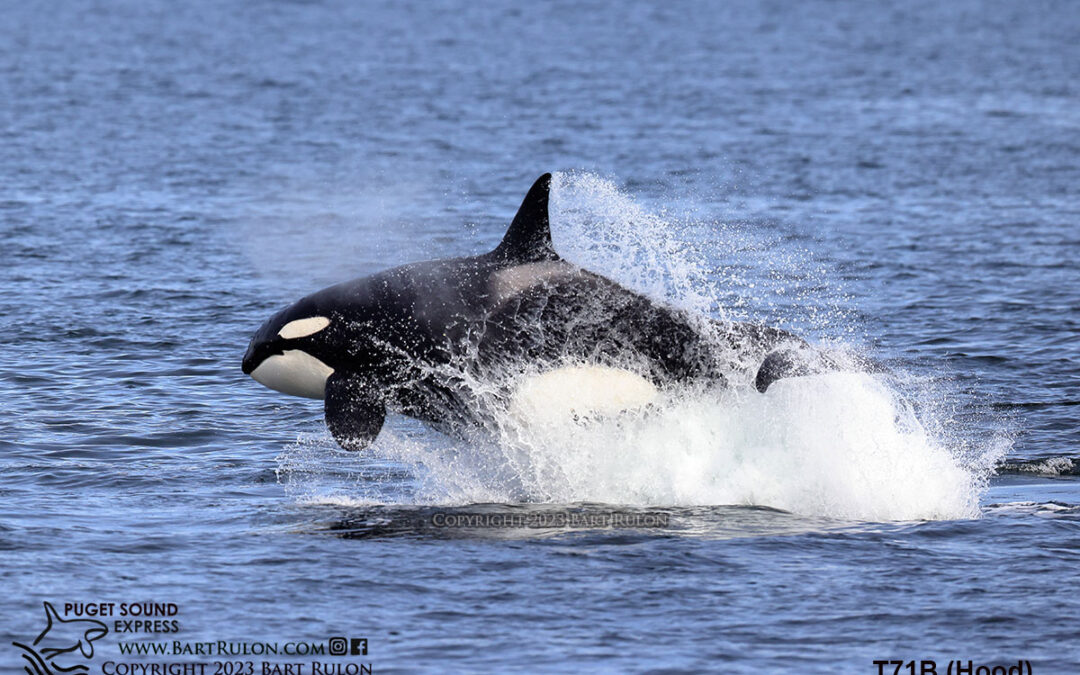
<box><xmin>278</xmin><ymin>316</ymin><xmax>331</xmax><ymax>340</ymax></box>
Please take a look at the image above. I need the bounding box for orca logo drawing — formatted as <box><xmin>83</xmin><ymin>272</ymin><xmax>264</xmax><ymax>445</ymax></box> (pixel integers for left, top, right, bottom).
<box><xmin>11</xmin><ymin>602</ymin><xmax>108</xmax><ymax>675</ymax></box>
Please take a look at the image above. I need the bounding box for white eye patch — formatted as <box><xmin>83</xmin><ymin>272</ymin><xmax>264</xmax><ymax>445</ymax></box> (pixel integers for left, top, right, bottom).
<box><xmin>278</xmin><ymin>316</ymin><xmax>331</xmax><ymax>340</ymax></box>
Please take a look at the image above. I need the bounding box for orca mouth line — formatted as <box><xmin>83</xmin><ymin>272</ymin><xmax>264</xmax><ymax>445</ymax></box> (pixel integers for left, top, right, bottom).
<box><xmin>242</xmin><ymin>343</ymin><xmax>283</xmax><ymax>375</ymax></box>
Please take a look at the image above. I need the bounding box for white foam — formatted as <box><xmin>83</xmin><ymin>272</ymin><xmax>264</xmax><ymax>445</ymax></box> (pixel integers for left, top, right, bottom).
<box><xmin>274</xmin><ymin>172</ymin><xmax>1007</xmax><ymax>521</ymax></box>
<box><xmin>354</xmin><ymin>373</ymin><xmax>989</xmax><ymax>520</ymax></box>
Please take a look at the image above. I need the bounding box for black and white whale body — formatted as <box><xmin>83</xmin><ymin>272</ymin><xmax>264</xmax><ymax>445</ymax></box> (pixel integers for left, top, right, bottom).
<box><xmin>242</xmin><ymin>174</ymin><xmax>818</xmax><ymax>450</ymax></box>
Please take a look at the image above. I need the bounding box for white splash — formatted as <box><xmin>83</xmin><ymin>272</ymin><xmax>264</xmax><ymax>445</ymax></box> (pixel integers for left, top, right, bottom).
<box><xmin>350</xmin><ymin>373</ymin><xmax>989</xmax><ymax>520</ymax></box>
<box><xmin>276</xmin><ymin>172</ymin><xmax>1007</xmax><ymax>521</ymax></box>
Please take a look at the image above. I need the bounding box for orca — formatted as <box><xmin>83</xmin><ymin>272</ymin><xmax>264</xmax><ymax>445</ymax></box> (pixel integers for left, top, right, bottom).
<box><xmin>242</xmin><ymin>174</ymin><xmax>817</xmax><ymax>450</ymax></box>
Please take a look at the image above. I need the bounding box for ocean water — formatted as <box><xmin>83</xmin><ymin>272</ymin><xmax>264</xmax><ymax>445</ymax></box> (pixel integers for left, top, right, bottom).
<box><xmin>2</xmin><ymin>0</ymin><xmax>1078</xmax><ymax>673</ymax></box>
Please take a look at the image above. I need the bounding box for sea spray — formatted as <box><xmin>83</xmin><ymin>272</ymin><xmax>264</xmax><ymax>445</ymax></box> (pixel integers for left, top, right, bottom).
<box><xmin>277</xmin><ymin>173</ymin><xmax>1005</xmax><ymax>521</ymax></box>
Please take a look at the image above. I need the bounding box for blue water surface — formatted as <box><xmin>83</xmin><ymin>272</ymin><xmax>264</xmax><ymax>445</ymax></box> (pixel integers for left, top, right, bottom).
<box><xmin>2</xmin><ymin>1</ymin><xmax>1078</xmax><ymax>673</ymax></box>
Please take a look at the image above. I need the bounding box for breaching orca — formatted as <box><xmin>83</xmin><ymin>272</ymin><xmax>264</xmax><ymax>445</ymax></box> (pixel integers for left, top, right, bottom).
<box><xmin>242</xmin><ymin>174</ymin><xmax>818</xmax><ymax>450</ymax></box>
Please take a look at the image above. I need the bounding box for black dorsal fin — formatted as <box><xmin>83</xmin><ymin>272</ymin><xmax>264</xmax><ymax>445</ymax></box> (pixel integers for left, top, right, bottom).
<box><xmin>493</xmin><ymin>173</ymin><xmax>559</xmax><ymax>263</ymax></box>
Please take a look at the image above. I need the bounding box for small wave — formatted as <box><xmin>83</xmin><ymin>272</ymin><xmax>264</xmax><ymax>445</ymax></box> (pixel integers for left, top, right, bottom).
<box><xmin>997</xmin><ymin>457</ymin><xmax>1079</xmax><ymax>477</ymax></box>
<box><xmin>983</xmin><ymin>501</ymin><xmax>1080</xmax><ymax>518</ymax></box>
<box><xmin>285</xmin><ymin>502</ymin><xmax>868</xmax><ymax>541</ymax></box>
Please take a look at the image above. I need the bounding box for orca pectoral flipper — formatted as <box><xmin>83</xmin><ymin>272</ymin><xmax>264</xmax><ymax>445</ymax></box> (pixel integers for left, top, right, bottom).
<box><xmin>324</xmin><ymin>373</ymin><xmax>386</xmax><ymax>451</ymax></box>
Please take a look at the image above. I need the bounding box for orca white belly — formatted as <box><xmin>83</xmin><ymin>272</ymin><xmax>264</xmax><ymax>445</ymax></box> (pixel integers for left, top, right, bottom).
<box><xmin>510</xmin><ymin>365</ymin><xmax>658</xmax><ymax>424</ymax></box>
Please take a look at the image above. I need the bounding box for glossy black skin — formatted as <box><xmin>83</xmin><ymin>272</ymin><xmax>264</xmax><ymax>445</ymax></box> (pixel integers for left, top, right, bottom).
<box><xmin>244</xmin><ymin>252</ymin><xmax>514</xmax><ymax>431</ymax></box>
<box><xmin>243</xmin><ymin>249</ymin><xmax>801</xmax><ymax>435</ymax></box>
<box><xmin>242</xmin><ymin>174</ymin><xmax>810</xmax><ymax>448</ymax></box>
